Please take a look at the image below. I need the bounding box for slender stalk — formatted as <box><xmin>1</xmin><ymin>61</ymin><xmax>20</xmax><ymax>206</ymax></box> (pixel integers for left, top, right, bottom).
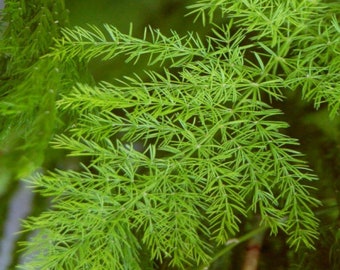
<box><xmin>241</xmin><ymin>229</ymin><xmax>265</xmax><ymax>270</ymax></box>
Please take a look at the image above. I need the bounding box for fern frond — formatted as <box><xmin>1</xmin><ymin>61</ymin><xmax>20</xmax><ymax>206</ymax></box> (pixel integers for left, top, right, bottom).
<box><xmin>22</xmin><ymin>56</ymin><xmax>321</xmax><ymax>267</ymax></box>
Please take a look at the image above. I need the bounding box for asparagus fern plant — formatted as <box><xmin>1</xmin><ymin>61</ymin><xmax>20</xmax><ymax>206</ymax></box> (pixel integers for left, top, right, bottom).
<box><xmin>0</xmin><ymin>0</ymin><xmax>339</xmax><ymax>269</ymax></box>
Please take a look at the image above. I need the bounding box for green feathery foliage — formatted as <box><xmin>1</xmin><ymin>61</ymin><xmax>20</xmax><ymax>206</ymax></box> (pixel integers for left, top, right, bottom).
<box><xmin>0</xmin><ymin>0</ymin><xmax>339</xmax><ymax>269</ymax></box>
<box><xmin>0</xmin><ymin>0</ymin><xmax>86</xmax><ymax>193</ymax></box>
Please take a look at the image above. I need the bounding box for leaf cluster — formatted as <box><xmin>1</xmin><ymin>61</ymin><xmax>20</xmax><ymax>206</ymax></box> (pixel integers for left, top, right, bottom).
<box><xmin>188</xmin><ymin>0</ymin><xmax>340</xmax><ymax>117</ymax></box>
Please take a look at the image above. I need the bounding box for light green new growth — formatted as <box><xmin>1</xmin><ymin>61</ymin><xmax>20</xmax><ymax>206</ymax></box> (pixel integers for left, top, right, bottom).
<box><xmin>1</xmin><ymin>0</ymin><xmax>338</xmax><ymax>269</ymax></box>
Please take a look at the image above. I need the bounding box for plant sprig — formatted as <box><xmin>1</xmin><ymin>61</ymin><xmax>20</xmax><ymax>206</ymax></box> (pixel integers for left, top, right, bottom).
<box><xmin>14</xmin><ymin>0</ymin><xmax>340</xmax><ymax>269</ymax></box>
